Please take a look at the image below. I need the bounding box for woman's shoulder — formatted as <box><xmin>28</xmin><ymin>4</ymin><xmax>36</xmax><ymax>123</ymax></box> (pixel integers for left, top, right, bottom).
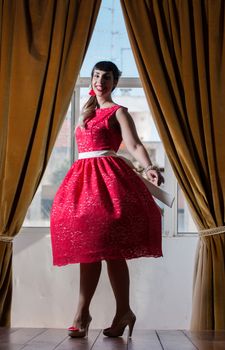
<box><xmin>115</xmin><ymin>104</ymin><xmax>128</xmax><ymax>112</ymax></box>
<box><xmin>115</xmin><ymin>105</ymin><xmax>129</xmax><ymax>117</ymax></box>
<box><xmin>114</xmin><ymin>105</ymin><xmax>134</xmax><ymax>126</ymax></box>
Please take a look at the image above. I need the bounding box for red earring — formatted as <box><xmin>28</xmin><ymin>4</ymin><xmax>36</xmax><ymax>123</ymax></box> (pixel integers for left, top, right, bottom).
<box><xmin>89</xmin><ymin>88</ymin><xmax>96</xmax><ymax>96</ymax></box>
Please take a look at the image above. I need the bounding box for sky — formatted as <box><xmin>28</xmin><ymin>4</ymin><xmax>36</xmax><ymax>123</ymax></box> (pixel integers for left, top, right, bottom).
<box><xmin>80</xmin><ymin>0</ymin><xmax>139</xmax><ymax>77</ymax></box>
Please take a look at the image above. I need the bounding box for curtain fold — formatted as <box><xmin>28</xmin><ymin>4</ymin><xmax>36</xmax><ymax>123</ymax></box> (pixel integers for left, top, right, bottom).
<box><xmin>121</xmin><ymin>0</ymin><xmax>225</xmax><ymax>330</ymax></box>
<box><xmin>0</xmin><ymin>0</ymin><xmax>101</xmax><ymax>326</ymax></box>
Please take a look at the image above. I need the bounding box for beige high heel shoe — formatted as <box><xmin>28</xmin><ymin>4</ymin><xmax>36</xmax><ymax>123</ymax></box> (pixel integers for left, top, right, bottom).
<box><xmin>68</xmin><ymin>315</ymin><xmax>92</xmax><ymax>338</ymax></box>
<box><xmin>103</xmin><ymin>310</ymin><xmax>136</xmax><ymax>338</ymax></box>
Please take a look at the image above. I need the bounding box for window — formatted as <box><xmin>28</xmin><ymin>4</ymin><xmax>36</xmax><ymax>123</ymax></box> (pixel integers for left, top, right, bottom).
<box><xmin>23</xmin><ymin>0</ymin><xmax>197</xmax><ymax>235</ymax></box>
<box><xmin>23</xmin><ymin>104</ymin><xmax>72</xmax><ymax>226</ymax></box>
<box><xmin>177</xmin><ymin>186</ymin><xmax>197</xmax><ymax>233</ymax></box>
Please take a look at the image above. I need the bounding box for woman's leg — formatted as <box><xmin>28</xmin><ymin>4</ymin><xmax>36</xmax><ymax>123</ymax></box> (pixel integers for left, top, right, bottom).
<box><xmin>73</xmin><ymin>261</ymin><xmax>102</xmax><ymax>326</ymax></box>
<box><xmin>106</xmin><ymin>259</ymin><xmax>131</xmax><ymax>323</ymax></box>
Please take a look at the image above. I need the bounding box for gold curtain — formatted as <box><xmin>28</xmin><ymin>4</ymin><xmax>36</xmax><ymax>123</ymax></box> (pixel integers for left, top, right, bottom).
<box><xmin>121</xmin><ymin>0</ymin><xmax>225</xmax><ymax>330</ymax></box>
<box><xmin>0</xmin><ymin>0</ymin><xmax>101</xmax><ymax>326</ymax></box>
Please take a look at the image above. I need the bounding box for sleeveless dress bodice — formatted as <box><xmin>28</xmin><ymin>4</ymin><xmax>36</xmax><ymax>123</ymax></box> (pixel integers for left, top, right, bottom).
<box><xmin>75</xmin><ymin>106</ymin><xmax>123</xmax><ymax>153</ymax></box>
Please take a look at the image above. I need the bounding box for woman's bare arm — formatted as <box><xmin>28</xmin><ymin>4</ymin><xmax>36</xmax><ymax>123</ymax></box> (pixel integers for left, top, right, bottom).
<box><xmin>116</xmin><ymin>107</ymin><xmax>160</xmax><ymax>185</ymax></box>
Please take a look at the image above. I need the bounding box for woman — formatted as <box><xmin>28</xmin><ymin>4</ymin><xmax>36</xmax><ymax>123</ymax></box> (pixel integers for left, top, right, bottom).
<box><xmin>50</xmin><ymin>61</ymin><xmax>163</xmax><ymax>338</ymax></box>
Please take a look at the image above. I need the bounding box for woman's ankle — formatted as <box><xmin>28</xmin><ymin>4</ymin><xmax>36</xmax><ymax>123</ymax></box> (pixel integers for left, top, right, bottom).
<box><xmin>114</xmin><ymin>307</ymin><xmax>132</xmax><ymax>319</ymax></box>
<box><xmin>73</xmin><ymin>307</ymin><xmax>91</xmax><ymax>323</ymax></box>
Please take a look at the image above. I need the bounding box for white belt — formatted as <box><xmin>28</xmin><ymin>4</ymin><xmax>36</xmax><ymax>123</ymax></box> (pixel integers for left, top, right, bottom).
<box><xmin>77</xmin><ymin>150</ymin><xmax>174</xmax><ymax>208</ymax></box>
<box><xmin>78</xmin><ymin>150</ymin><xmax>117</xmax><ymax>159</ymax></box>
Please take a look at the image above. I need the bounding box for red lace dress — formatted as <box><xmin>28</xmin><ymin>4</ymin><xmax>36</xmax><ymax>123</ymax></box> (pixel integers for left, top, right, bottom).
<box><xmin>50</xmin><ymin>105</ymin><xmax>162</xmax><ymax>266</ymax></box>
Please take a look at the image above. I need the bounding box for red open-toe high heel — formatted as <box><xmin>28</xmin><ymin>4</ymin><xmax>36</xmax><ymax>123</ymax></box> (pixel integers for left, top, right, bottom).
<box><xmin>68</xmin><ymin>316</ymin><xmax>92</xmax><ymax>338</ymax></box>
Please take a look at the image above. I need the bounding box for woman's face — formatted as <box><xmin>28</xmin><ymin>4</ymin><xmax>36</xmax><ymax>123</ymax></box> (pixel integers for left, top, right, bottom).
<box><xmin>91</xmin><ymin>69</ymin><xmax>116</xmax><ymax>98</ymax></box>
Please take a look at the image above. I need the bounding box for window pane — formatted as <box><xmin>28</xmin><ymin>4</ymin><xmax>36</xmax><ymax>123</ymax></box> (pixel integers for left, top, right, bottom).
<box><xmin>23</xmin><ymin>105</ymin><xmax>72</xmax><ymax>226</ymax></box>
<box><xmin>177</xmin><ymin>185</ymin><xmax>197</xmax><ymax>233</ymax></box>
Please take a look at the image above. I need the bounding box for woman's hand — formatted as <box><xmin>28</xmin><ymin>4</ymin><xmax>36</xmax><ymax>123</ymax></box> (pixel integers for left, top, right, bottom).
<box><xmin>146</xmin><ymin>169</ymin><xmax>158</xmax><ymax>186</ymax></box>
<box><xmin>146</xmin><ymin>166</ymin><xmax>164</xmax><ymax>186</ymax></box>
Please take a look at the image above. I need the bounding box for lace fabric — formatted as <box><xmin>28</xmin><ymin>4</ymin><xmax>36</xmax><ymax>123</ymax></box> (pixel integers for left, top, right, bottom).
<box><xmin>50</xmin><ymin>105</ymin><xmax>162</xmax><ymax>266</ymax></box>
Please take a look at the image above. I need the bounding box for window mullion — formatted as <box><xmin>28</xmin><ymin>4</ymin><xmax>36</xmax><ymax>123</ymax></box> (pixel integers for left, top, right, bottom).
<box><xmin>163</xmin><ymin>155</ymin><xmax>178</xmax><ymax>237</ymax></box>
<box><xmin>71</xmin><ymin>91</ymin><xmax>76</xmax><ymax>164</ymax></box>
<box><xmin>74</xmin><ymin>86</ymin><xmax>80</xmax><ymax>160</ymax></box>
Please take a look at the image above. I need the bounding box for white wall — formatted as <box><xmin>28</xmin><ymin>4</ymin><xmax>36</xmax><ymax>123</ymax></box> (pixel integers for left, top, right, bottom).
<box><xmin>12</xmin><ymin>229</ymin><xmax>198</xmax><ymax>329</ymax></box>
